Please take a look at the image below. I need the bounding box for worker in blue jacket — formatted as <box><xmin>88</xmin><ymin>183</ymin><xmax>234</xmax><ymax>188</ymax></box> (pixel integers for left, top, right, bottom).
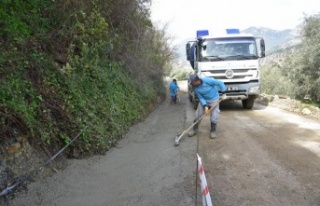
<box><xmin>188</xmin><ymin>74</ymin><xmax>227</xmax><ymax>138</ymax></box>
<box><xmin>169</xmin><ymin>79</ymin><xmax>179</xmax><ymax>104</ymax></box>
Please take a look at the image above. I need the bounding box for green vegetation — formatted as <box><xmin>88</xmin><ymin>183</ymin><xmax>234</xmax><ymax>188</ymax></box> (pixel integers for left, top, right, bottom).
<box><xmin>0</xmin><ymin>0</ymin><xmax>174</xmax><ymax>156</ymax></box>
<box><xmin>282</xmin><ymin>13</ymin><xmax>320</xmax><ymax>102</ymax></box>
<box><xmin>260</xmin><ymin>65</ymin><xmax>295</xmax><ymax>97</ymax></box>
<box><xmin>261</xmin><ymin>13</ymin><xmax>320</xmax><ymax>106</ymax></box>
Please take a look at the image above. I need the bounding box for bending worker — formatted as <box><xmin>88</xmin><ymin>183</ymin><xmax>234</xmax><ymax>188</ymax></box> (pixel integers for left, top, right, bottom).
<box><xmin>188</xmin><ymin>74</ymin><xmax>227</xmax><ymax>139</ymax></box>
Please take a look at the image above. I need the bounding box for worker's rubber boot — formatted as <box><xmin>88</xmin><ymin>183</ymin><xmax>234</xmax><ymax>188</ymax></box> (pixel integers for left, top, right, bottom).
<box><xmin>188</xmin><ymin>121</ymin><xmax>199</xmax><ymax>137</ymax></box>
<box><xmin>210</xmin><ymin>122</ymin><xmax>217</xmax><ymax>139</ymax></box>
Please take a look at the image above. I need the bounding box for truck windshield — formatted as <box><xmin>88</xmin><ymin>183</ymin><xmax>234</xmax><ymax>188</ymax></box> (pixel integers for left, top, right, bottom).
<box><xmin>200</xmin><ymin>37</ymin><xmax>258</xmax><ymax>61</ymax></box>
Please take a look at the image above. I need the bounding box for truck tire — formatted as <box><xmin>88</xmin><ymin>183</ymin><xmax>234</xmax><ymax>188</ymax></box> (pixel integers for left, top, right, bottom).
<box><xmin>188</xmin><ymin>84</ymin><xmax>193</xmax><ymax>102</ymax></box>
<box><xmin>242</xmin><ymin>96</ymin><xmax>255</xmax><ymax>109</ymax></box>
<box><xmin>189</xmin><ymin>93</ymin><xmax>193</xmax><ymax>102</ymax></box>
<box><xmin>193</xmin><ymin>100</ymin><xmax>199</xmax><ymax>110</ymax></box>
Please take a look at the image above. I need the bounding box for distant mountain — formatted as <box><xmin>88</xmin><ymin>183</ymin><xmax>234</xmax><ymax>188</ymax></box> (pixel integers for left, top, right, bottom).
<box><xmin>174</xmin><ymin>38</ymin><xmax>189</xmax><ymax>62</ymax></box>
<box><xmin>241</xmin><ymin>26</ymin><xmax>303</xmax><ymax>66</ymax></box>
<box><xmin>241</xmin><ymin>26</ymin><xmax>301</xmax><ymax>54</ymax></box>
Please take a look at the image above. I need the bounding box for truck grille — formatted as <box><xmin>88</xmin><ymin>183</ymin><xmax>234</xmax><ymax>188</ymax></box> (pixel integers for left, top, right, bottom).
<box><xmin>202</xmin><ymin>68</ymin><xmax>257</xmax><ymax>82</ymax></box>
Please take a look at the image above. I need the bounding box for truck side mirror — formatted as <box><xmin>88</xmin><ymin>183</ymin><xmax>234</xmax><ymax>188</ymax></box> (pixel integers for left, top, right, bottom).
<box><xmin>260</xmin><ymin>39</ymin><xmax>265</xmax><ymax>57</ymax></box>
<box><xmin>186</xmin><ymin>43</ymin><xmax>191</xmax><ymax>60</ymax></box>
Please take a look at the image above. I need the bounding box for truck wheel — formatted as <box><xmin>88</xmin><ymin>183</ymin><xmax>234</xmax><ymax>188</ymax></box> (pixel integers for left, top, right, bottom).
<box><xmin>188</xmin><ymin>85</ymin><xmax>193</xmax><ymax>102</ymax></box>
<box><xmin>193</xmin><ymin>100</ymin><xmax>199</xmax><ymax>110</ymax></box>
<box><xmin>242</xmin><ymin>96</ymin><xmax>255</xmax><ymax>109</ymax></box>
<box><xmin>189</xmin><ymin>93</ymin><xmax>193</xmax><ymax>102</ymax></box>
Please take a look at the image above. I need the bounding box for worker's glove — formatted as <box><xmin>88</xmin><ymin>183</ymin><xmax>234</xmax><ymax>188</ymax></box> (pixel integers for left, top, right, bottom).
<box><xmin>221</xmin><ymin>93</ymin><xmax>227</xmax><ymax>101</ymax></box>
<box><xmin>204</xmin><ymin>106</ymin><xmax>210</xmax><ymax>115</ymax></box>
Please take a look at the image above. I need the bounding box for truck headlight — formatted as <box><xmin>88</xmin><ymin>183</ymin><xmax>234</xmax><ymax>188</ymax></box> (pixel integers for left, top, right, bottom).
<box><xmin>250</xmin><ymin>70</ymin><xmax>259</xmax><ymax>78</ymax></box>
<box><xmin>256</xmin><ymin>71</ymin><xmax>260</xmax><ymax>78</ymax></box>
<box><xmin>249</xmin><ymin>86</ymin><xmax>260</xmax><ymax>94</ymax></box>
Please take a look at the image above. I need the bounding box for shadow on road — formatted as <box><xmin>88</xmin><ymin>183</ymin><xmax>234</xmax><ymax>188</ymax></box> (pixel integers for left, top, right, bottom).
<box><xmin>219</xmin><ymin>100</ymin><xmax>268</xmax><ymax>111</ymax></box>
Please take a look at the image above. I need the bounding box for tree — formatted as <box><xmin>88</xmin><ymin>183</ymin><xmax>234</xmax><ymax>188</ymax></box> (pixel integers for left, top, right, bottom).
<box><xmin>282</xmin><ymin>13</ymin><xmax>320</xmax><ymax>102</ymax></box>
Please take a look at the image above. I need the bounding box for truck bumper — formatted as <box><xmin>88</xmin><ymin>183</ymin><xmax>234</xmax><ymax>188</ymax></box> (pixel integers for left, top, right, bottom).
<box><xmin>223</xmin><ymin>82</ymin><xmax>260</xmax><ymax>100</ymax></box>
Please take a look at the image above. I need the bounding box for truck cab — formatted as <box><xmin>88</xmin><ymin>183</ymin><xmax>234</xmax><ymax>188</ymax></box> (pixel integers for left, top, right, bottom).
<box><xmin>186</xmin><ymin>29</ymin><xmax>265</xmax><ymax>109</ymax></box>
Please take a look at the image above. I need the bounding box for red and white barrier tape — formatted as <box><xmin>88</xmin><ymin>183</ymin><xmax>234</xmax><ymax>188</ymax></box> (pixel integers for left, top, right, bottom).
<box><xmin>197</xmin><ymin>154</ymin><xmax>213</xmax><ymax>206</ymax></box>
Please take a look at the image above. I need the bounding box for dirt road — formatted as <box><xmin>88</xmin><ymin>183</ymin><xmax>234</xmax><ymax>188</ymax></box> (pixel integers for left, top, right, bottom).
<box><xmin>9</xmin><ymin>81</ymin><xmax>320</xmax><ymax>206</ymax></box>
<box><xmin>199</xmin><ymin>100</ymin><xmax>320</xmax><ymax>206</ymax></box>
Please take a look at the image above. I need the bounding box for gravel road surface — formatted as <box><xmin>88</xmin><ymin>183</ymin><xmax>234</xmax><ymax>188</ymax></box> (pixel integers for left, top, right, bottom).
<box><xmin>9</xmin><ymin>80</ymin><xmax>320</xmax><ymax>206</ymax></box>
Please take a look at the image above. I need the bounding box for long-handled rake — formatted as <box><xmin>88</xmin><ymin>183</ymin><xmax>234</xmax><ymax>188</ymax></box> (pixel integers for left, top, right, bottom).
<box><xmin>174</xmin><ymin>99</ymin><xmax>222</xmax><ymax>146</ymax></box>
<box><xmin>176</xmin><ymin>89</ymin><xmax>180</xmax><ymax>103</ymax></box>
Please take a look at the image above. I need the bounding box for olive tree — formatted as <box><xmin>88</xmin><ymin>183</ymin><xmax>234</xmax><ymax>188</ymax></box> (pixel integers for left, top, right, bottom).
<box><xmin>282</xmin><ymin>13</ymin><xmax>320</xmax><ymax>101</ymax></box>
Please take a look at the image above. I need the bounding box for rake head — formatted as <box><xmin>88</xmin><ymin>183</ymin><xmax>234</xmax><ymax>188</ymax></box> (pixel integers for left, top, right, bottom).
<box><xmin>174</xmin><ymin>135</ymin><xmax>180</xmax><ymax>146</ymax></box>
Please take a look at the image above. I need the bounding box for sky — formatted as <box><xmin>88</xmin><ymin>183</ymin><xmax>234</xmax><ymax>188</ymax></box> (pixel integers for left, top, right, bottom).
<box><xmin>150</xmin><ymin>0</ymin><xmax>320</xmax><ymax>44</ymax></box>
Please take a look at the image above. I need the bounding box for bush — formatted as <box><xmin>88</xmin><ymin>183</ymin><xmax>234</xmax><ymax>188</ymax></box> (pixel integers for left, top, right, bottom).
<box><xmin>260</xmin><ymin>65</ymin><xmax>294</xmax><ymax>97</ymax></box>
